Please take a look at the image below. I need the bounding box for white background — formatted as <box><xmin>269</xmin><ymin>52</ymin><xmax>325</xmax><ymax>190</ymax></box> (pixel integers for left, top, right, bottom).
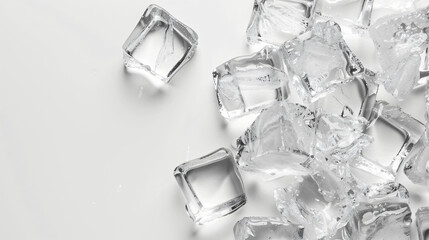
<box><xmin>0</xmin><ymin>0</ymin><xmax>428</xmax><ymax>239</ymax></box>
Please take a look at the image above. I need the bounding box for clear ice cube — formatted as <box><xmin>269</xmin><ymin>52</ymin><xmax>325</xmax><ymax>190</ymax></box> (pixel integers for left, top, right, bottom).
<box><xmin>236</xmin><ymin>101</ymin><xmax>316</xmax><ymax>179</ymax></box>
<box><xmin>416</xmin><ymin>207</ymin><xmax>429</xmax><ymax>240</ymax></box>
<box><xmin>343</xmin><ymin>202</ymin><xmax>412</xmax><ymax>240</ymax></box>
<box><xmin>314</xmin><ymin>0</ymin><xmax>374</xmax><ymax>29</ymax></box>
<box><xmin>370</xmin><ymin>7</ymin><xmax>429</xmax><ymax>99</ymax></box>
<box><xmin>173</xmin><ymin>148</ymin><xmax>246</xmax><ymax>224</ymax></box>
<box><xmin>233</xmin><ymin>217</ymin><xmax>304</xmax><ymax>240</ymax></box>
<box><xmin>122</xmin><ymin>4</ymin><xmax>198</xmax><ymax>83</ymax></box>
<box><xmin>274</xmin><ymin>159</ymin><xmax>353</xmax><ymax>239</ymax></box>
<box><xmin>404</xmin><ymin>130</ymin><xmax>429</xmax><ymax>184</ymax></box>
<box><xmin>246</xmin><ymin>0</ymin><xmax>317</xmax><ymax>46</ymax></box>
<box><xmin>313</xmin><ymin>70</ymin><xmax>379</xmax><ymax>120</ymax></box>
<box><xmin>359</xmin><ymin>182</ymin><xmax>409</xmax><ymax>204</ymax></box>
<box><xmin>281</xmin><ymin>21</ymin><xmax>366</xmax><ymax>103</ymax></box>
<box><xmin>213</xmin><ymin>46</ymin><xmax>289</xmax><ymax>119</ymax></box>
<box><xmin>362</xmin><ymin>101</ymin><xmax>425</xmax><ymax>174</ymax></box>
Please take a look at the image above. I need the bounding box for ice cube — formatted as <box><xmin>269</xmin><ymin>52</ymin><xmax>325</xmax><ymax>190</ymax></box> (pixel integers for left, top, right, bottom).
<box><xmin>362</xmin><ymin>101</ymin><xmax>425</xmax><ymax>174</ymax></box>
<box><xmin>314</xmin><ymin>0</ymin><xmax>374</xmax><ymax>30</ymax></box>
<box><xmin>416</xmin><ymin>207</ymin><xmax>429</xmax><ymax>240</ymax></box>
<box><xmin>236</xmin><ymin>101</ymin><xmax>316</xmax><ymax>179</ymax></box>
<box><xmin>213</xmin><ymin>46</ymin><xmax>289</xmax><ymax>119</ymax></box>
<box><xmin>313</xmin><ymin>70</ymin><xmax>379</xmax><ymax>120</ymax></box>
<box><xmin>281</xmin><ymin>21</ymin><xmax>366</xmax><ymax>103</ymax></box>
<box><xmin>403</xmin><ymin>130</ymin><xmax>429</xmax><ymax>184</ymax></box>
<box><xmin>233</xmin><ymin>217</ymin><xmax>304</xmax><ymax>240</ymax></box>
<box><xmin>370</xmin><ymin>7</ymin><xmax>429</xmax><ymax>99</ymax></box>
<box><xmin>343</xmin><ymin>202</ymin><xmax>412</xmax><ymax>240</ymax></box>
<box><xmin>122</xmin><ymin>4</ymin><xmax>198</xmax><ymax>83</ymax></box>
<box><xmin>173</xmin><ymin>148</ymin><xmax>246</xmax><ymax>224</ymax></box>
<box><xmin>359</xmin><ymin>182</ymin><xmax>409</xmax><ymax>204</ymax></box>
<box><xmin>246</xmin><ymin>0</ymin><xmax>317</xmax><ymax>46</ymax></box>
<box><xmin>274</xmin><ymin>167</ymin><xmax>353</xmax><ymax>239</ymax></box>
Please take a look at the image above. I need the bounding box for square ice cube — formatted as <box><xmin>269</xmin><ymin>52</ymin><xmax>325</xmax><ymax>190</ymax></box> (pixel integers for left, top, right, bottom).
<box><xmin>122</xmin><ymin>4</ymin><xmax>198</xmax><ymax>83</ymax></box>
<box><xmin>362</xmin><ymin>101</ymin><xmax>425</xmax><ymax>174</ymax></box>
<box><xmin>416</xmin><ymin>207</ymin><xmax>429</xmax><ymax>240</ymax></box>
<box><xmin>236</xmin><ymin>101</ymin><xmax>316</xmax><ymax>179</ymax></box>
<box><xmin>213</xmin><ymin>46</ymin><xmax>289</xmax><ymax>119</ymax></box>
<box><xmin>315</xmin><ymin>0</ymin><xmax>374</xmax><ymax>29</ymax></box>
<box><xmin>173</xmin><ymin>148</ymin><xmax>246</xmax><ymax>225</ymax></box>
<box><xmin>281</xmin><ymin>21</ymin><xmax>366</xmax><ymax>103</ymax></box>
<box><xmin>246</xmin><ymin>0</ymin><xmax>317</xmax><ymax>46</ymax></box>
<box><xmin>234</xmin><ymin>217</ymin><xmax>304</xmax><ymax>240</ymax></box>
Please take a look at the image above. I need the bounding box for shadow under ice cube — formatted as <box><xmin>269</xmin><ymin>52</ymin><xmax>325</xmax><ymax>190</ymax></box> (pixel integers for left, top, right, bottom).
<box><xmin>246</xmin><ymin>0</ymin><xmax>317</xmax><ymax>46</ymax></box>
<box><xmin>174</xmin><ymin>148</ymin><xmax>246</xmax><ymax>225</ymax></box>
<box><xmin>234</xmin><ymin>217</ymin><xmax>304</xmax><ymax>240</ymax></box>
<box><xmin>122</xmin><ymin>4</ymin><xmax>198</xmax><ymax>83</ymax></box>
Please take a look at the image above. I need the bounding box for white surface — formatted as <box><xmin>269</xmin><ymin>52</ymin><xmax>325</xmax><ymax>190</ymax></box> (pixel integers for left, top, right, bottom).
<box><xmin>0</xmin><ymin>0</ymin><xmax>428</xmax><ymax>239</ymax></box>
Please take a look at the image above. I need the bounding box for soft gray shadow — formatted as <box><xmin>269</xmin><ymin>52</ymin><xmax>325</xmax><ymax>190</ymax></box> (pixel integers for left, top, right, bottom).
<box><xmin>121</xmin><ymin>66</ymin><xmax>168</xmax><ymax>99</ymax></box>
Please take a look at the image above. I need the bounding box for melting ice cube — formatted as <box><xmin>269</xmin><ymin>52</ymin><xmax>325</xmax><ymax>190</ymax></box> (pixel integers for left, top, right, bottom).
<box><xmin>122</xmin><ymin>5</ymin><xmax>198</xmax><ymax>83</ymax></box>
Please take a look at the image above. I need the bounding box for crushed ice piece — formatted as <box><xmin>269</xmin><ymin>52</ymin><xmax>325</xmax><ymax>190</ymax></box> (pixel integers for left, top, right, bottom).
<box><xmin>233</xmin><ymin>217</ymin><xmax>304</xmax><ymax>240</ymax></box>
<box><xmin>236</xmin><ymin>101</ymin><xmax>316</xmax><ymax>179</ymax></box>
<box><xmin>122</xmin><ymin>4</ymin><xmax>198</xmax><ymax>83</ymax></box>
<box><xmin>173</xmin><ymin>148</ymin><xmax>246</xmax><ymax>224</ymax></box>
<box><xmin>416</xmin><ymin>207</ymin><xmax>429</xmax><ymax>240</ymax></box>
<box><xmin>362</xmin><ymin>101</ymin><xmax>425</xmax><ymax>175</ymax></box>
<box><xmin>314</xmin><ymin>0</ymin><xmax>374</xmax><ymax>29</ymax></box>
<box><xmin>313</xmin><ymin>70</ymin><xmax>379</xmax><ymax>120</ymax></box>
<box><xmin>213</xmin><ymin>46</ymin><xmax>289</xmax><ymax>119</ymax></box>
<box><xmin>274</xmin><ymin>159</ymin><xmax>353</xmax><ymax>239</ymax></box>
<box><xmin>281</xmin><ymin>21</ymin><xmax>366</xmax><ymax>103</ymax></box>
<box><xmin>359</xmin><ymin>182</ymin><xmax>409</xmax><ymax>204</ymax></box>
<box><xmin>343</xmin><ymin>202</ymin><xmax>412</xmax><ymax>240</ymax></box>
<box><xmin>370</xmin><ymin>6</ymin><xmax>429</xmax><ymax>99</ymax></box>
<box><xmin>246</xmin><ymin>0</ymin><xmax>317</xmax><ymax>46</ymax></box>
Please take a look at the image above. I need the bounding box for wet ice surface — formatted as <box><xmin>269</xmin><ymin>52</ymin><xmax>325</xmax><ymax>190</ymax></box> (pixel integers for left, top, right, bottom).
<box><xmin>122</xmin><ymin>4</ymin><xmax>198</xmax><ymax>83</ymax></box>
<box><xmin>233</xmin><ymin>217</ymin><xmax>304</xmax><ymax>240</ymax></box>
<box><xmin>416</xmin><ymin>207</ymin><xmax>429</xmax><ymax>240</ymax></box>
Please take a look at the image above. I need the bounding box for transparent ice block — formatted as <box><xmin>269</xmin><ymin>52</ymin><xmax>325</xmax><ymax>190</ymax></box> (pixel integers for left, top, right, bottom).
<box><xmin>281</xmin><ymin>21</ymin><xmax>366</xmax><ymax>103</ymax></box>
<box><xmin>370</xmin><ymin>7</ymin><xmax>429</xmax><ymax>99</ymax></box>
<box><xmin>274</xmin><ymin>161</ymin><xmax>353</xmax><ymax>239</ymax></box>
<box><xmin>246</xmin><ymin>0</ymin><xmax>317</xmax><ymax>46</ymax></box>
<box><xmin>404</xmin><ymin>130</ymin><xmax>429</xmax><ymax>184</ymax></box>
<box><xmin>315</xmin><ymin>0</ymin><xmax>374</xmax><ymax>29</ymax></box>
<box><xmin>233</xmin><ymin>217</ymin><xmax>304</xmax><ymax>240</ymax></box>
<box><xmin>236</xmin><ymin>101</ymin><xmax>316</xmax><ymax>179</ymax></box>
<box><xmin>122</xmin><ymin>4</ymin><xmax>198</xmax><ymax>83</ymax></box>
<box><xmin>362</xmin><ymin>101</ymin><xmax>425</xmax><ymax>175</ymax></box>
<box><xmin>416</xmin><ymin>207</ymin><xmax>429</xmax><ymax>240</ymax></box>
<box><xmin>213</xmin><ymin>46</ymin><xmax>289</xmax><ymax>119</ymax></box>
<box><xmin>174</xmin><ymin>148</ymin><xmax>246</xmax><ymax>225</ymax></box>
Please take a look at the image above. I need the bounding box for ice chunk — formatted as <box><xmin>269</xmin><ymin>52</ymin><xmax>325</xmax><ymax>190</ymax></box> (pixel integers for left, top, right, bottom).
<box><xmin>281</xmin><ymin>21</ymin><xmax>366</xmax><ymax>103</ymax></box>
<box><xmin>343</xmin><ymin>202</ymin><xmax>412</xmax><ymax>240</ymax></box>
<box><xmin>313</xmin><ymin>70</ymin><xmax>379</xmax><ymax>120</ymax></box>
<box><xmin>416</xmin><ymin>207</ymin><xmax>429</xmax><ymax>240</ymax></box>
<box><xmin>404</xmin><ymin>130</ymin><xmax>429</xmax><ymax>184</ymax></box>
<box><xmin>314</xmin><ymin>0</ymin><xmax>374</xmax><ymax>29</ymax></box>
<box><xmin>370</xmin><ymin>7</ymin><xmax>429</xmax><ymax>99</ymax></box>
<box><xmin>213</xmin><ymin>46</ymin><xmax>289</xmax><ymax>119</ymax></box>
<box><xmin>362</xmin><ymin>101</ymin><xmax>425</xmax><ymax>174</ymax></box>
<box><xmin>173</xmin><ymin>148</ymin><xmax>246</xmax><ymax>224</ymax></box>
<box><xmin>236</xmin><ymin>101</ymin><xmax>316</xmax><ymax>179</ymax></box>
<box><xmin>315</xmin><ymin>113</ymin><xmax>371</xmax><ymax>163</ymax></box>
<box><xmin>359</xmin><ymin>182</ymin><xmax>409</xmax><ymax>204</ymax></box>
<box><xmin>122</xmin><ymin>5</ymin><xmax>198</xmax><ymax>83</ymax></box>
<box><xmin>246</xmin><ymin>0</ymin><xmax>317</xmax><ymax>46</ymax></box>
<box><xmin>233</xmin><ymin>217</ymin><xmax>304</xmax><ymax>240</ymax></box>
<box><xmin>274</xmin><ymin>159</ymin><xmax>353</xmax><ymax>239</ymax></box>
